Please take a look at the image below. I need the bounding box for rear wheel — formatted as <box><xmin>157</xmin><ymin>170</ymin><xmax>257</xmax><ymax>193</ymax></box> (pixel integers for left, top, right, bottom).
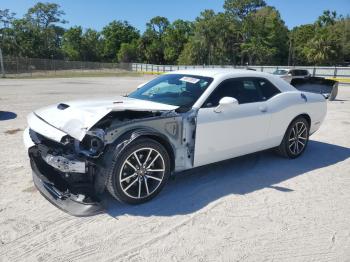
<box><xmin>106</xmin><ymin>138</ymin><xmax>170</xmax><ymax>204</ymax></box>
<box><xmin>277</xmin><ymin>117</ymin><xmax>309</xmax><ymax>159</ymax></box>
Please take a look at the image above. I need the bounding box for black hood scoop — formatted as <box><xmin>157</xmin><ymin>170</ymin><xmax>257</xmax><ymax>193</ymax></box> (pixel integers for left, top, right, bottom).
<box><xmin>57</xmin><ymin>103</ymin><xmax>70</xmax><ymax>110</ymax></box>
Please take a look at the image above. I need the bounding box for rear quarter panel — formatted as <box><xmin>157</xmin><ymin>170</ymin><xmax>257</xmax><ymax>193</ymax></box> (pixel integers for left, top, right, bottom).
<box><xmin>267</xmin><ymin>91</ymin><xmax>327</xmax><ymax>146</ymax></box>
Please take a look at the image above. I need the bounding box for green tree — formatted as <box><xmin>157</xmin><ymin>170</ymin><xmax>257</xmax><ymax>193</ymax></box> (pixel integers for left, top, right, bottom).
<box><xmin>25</xmin><ymin>2</ymin><xmax>66</xmax><ymax>28</ymax></box>
<box><xmin>0</xmin><ymin>9</ymin><xmax>16</xmax><ymax>55</ymax></box>
<box><xmin>316</xmin><ymin>10</ymin><xmax>337</xmax><ymax>27</ymax></box>
<box><xmin>179</xmin><ymin>10</ymin><xmax>218</xmax><ymax>65</ymax></box>
<box><xmin>301</xmin><ymin>10</ymin><xmax>344</xmax><ymax>65</ymax></box>
<box><xmin>224</xmin><ymin>0</ymin><xmax>277</xmax><ymax>65</ymax></box>
<box><xmin>24</xmin><ymin>2</ymin><xmax>66</xmax><ymax>58</ymax></box>
<box><xmin>179</xmin><ymin>10</ymin><xmax>240</xmax><ymax>65</ymax></box>
<box><xmin>163</xmin><ymin>19</ymin><xmax>193</xmax><ymax>64</ymax></box>
<box><xmin>224</xmin><ymin>0</ymin><xmax>266</xmax><ymax>20</ymax></box>
<box><xmin>3</xmin><ymin>2</ymin><xmax>66</xmax><ymax>58</ymax></box>
<box><xmin>117</xmin><ymin>40</ymin><xmax>140</xmax><ymax>62</ymax></box>
<box><xmin>62</xmin><ymin>26</ymin><xmax>83</xmax><ymax>60</ymax></box>
<box><xmin>10</xmin><ymin>18</ymin><xmax>40</xmax><ymax>57</ymax></box>
<box><xmin>62</xmin><ymin>27</ymin><xmax>102</xmax><ymax>61</ymax></box>
<box><xmin>101</xmin><ymin>20</ymin><xmax>139</xmax><ymax>61</ymax></box>
<box><xmin>290</xmin><ymin>24</ymin><xmax>316</xmax><ymax>65</ymax></box>
<box><xmin>141</xmin><ymin>16</ymin><xmax>170</xmax><ymax>64</ymax></box>
<box><xmin>82</xmin><ymin>29</ymin><xmax>102</xmax><ymax>61</ymax></box>
<box><xmin>241</xmin><ymin>6</ymin><xmax>289</xmax><ymax>65</ymax></box>
<box><xmin>339</xmin><ymin>17</ymin><xmax>350</xmax><ymax>63</ymax></box>
<box><xmin>0</xmin><ymin>9</ymin><xmax>15</xmax><ymax>28</ymax></box>
<box><xmin>1</xmin><ymin>2</ymin><xmax>349</xmax><ymax>67</ymax></box>
<box><xmin>146</xmin><ymin>16</ymin><xmax>170</xmax><ymax>36</ymax></box>
<box><xmin>304</xmin><ymin>35</ymin><xmax>338</xmax><ymax>65</ymax></box>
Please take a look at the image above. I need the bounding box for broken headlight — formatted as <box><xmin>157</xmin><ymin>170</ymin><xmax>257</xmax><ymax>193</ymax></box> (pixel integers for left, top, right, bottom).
<box><xmin>78</xmin><ymin>129</ymin><xmax>105</xmax><ymax>158</ymax></box>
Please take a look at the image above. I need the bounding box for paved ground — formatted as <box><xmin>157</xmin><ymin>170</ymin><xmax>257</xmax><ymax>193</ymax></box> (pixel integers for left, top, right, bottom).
<box><xmin>0</xmin><ymin>77</ymin><xmax>349</xmax><ymax>262</ymax></box>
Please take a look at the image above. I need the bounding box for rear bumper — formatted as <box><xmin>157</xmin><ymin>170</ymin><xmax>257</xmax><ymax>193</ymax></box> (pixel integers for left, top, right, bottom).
<box><xmin>29</xmin><ymin>147</ymin><xmax>103</xmax><ymax>217</ymax></box>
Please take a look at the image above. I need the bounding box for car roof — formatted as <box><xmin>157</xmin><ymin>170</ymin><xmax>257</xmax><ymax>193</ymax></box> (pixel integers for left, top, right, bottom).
<box><xmin>166</xmin><ymin>68</ymin><xmax>296</xmax><ymax>93</ymax></box>
<box><xmin>166</xmin><ymin>68</ymin><xmax>273</xmax><ymax>78</ymax></box>
<box><xmin>278</xmin><ymin>68</ymin><xmax>309</xmax><ymax>71</ymax></box>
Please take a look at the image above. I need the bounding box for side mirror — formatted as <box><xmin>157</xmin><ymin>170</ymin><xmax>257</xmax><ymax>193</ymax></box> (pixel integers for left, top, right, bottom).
<box><xmin>214</xmin><ymin>97</ymin><xmax>239</xmax><ymax>113</ymax></box>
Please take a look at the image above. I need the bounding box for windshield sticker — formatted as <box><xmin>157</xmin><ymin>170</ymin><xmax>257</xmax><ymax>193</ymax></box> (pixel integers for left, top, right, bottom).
<box><xmin>180</xmin><ymin>77</ymin><xmax>200</xmax><ymax>84</ymax></box>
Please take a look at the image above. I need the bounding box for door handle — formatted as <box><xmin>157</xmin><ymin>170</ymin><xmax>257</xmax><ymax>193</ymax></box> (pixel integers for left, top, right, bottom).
<box><xmin>259</xmin><ymin>105</ymin><xmax>268</xmax><ymax>113</ymax></box>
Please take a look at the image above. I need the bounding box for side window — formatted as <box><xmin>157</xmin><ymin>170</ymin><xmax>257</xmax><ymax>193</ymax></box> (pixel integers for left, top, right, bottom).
<box><xmin>203</xmin><ymin>78</ymin><xmax>264</xmax><ymax>107</ymax></box>
<box><xmin>301</xmin><ymin>70</ymin><xmax>309</xmax><ymax>76</ymax></box>
<box><xmin>203</xmin><ymin>79</ymin><xmax>235</xmax><ymax>107</ymax></box>
<box><xmin>292</xmin><ymin>70</ymin><xmax>309</xmax><ymax>76</ymax></box>
<box><xmin>293</xmin><ymin>70</ymin><xmax>301</xmax><ymax>76</ymax></box>
<box><xmin>256</xmin><ymin>78</ymin><xmax>281</xmax><ymax>100</ymax></box>
<box><xmin>240</xmin><ymin>80</ymin><xmax>263</xmax><ymax>103</ymax></box>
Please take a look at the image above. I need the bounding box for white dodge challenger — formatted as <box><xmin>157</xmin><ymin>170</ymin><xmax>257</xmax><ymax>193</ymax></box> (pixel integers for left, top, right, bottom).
<box><xmin>23</xmin><ymin>69</ymin><xmax>327</xmax><ymax>216</ymax></box>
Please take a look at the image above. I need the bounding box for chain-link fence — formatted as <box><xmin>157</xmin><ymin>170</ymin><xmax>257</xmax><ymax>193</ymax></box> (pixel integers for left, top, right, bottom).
<box><xmin>1</xmin><ymin>56</ymin><xmax>132</xmax><ymax>77</ymax></box>
<box><xmin>131</xmin><ymin>63</ymin><xmax>350</xmax><ymax>78</ymax></box>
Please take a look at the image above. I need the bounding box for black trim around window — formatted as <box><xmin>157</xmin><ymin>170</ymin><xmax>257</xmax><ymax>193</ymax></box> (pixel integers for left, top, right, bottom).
<box><xmin>202</xmin><ymin>77</ymin><xmax>281</xmax><ymax>108</ymax></box>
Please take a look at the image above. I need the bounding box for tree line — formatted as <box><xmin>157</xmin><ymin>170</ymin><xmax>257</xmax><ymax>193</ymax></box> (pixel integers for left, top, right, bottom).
<box><xmin>0</xmin><ymin>0</ymin><xmax>349</xmax><ymax>66</ymax></box>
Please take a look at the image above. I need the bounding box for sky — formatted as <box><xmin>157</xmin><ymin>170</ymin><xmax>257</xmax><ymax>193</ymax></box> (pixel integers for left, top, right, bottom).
<box><xmin>0</xmin><ymin>0</ymin><xmax>349</xmax><ymax>31</ymax></box>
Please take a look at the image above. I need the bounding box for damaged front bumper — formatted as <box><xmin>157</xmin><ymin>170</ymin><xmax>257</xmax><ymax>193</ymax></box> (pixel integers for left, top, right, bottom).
<box><xmin>27</xmin><ymin>132</ymin><xmax>104</xmax><ymax>217</ymax></box>
<box><xmin>43</xmin><ymin>154</ymin><xmax>86</xmax><ymax>174</ymax></box>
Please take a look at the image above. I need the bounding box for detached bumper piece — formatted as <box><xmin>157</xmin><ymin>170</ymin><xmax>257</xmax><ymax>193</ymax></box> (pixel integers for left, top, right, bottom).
<box><xmin>29</xmin><ymin>147</ymin><xmax>103</xmax><ymax>217</ymax></box>
<box><xmin>291</xmin><ymin>77</ymin><xmax>338</xmax><ymax>101</ymax></box>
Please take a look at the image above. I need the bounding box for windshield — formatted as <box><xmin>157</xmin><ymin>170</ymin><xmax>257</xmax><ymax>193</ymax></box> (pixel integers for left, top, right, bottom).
<box><xmin>128</xmin><ymin>74</ymin><xmax>213</xmax><ymax>107</ymax></box>
<box><xmin>273</xmin><ymin>69</ymin><xmax>289</xmax><ymax>75</ymax></box>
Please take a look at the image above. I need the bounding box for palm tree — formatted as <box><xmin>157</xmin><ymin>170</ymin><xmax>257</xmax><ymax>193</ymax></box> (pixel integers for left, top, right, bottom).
<box><xmin>305</xmin><ymin>36</ymin><xmax>337</xmax><ymax>65</ymax></box>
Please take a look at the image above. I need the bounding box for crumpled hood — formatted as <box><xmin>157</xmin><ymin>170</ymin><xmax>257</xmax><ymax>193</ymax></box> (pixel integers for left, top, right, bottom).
<box><xmin>33</xmin><ymin>96</ymin><xmax>178</xmax><ymax>141</ymax></box>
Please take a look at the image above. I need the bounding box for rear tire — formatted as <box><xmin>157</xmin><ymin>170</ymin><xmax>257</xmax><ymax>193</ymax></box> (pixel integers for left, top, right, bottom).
<box><xmin>277</xmin><ymin>117</ymin><xmax>310</xmax><ymax>159</ymax></box>
<box><xmin>106</xmin><ymin>138</ymin><xmax>171</xmax><ymax>204</ymax></box>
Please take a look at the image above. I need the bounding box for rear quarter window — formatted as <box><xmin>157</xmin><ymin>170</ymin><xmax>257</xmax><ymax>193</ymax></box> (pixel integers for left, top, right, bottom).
<box><xmin>256</xmin><ymin>78</ymin><xmax>281</xmax><ymax>100</ymax></box>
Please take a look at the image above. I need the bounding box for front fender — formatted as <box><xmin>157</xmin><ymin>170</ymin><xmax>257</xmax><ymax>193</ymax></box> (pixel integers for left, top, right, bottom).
<box><xmin>94</xmin><ymin>127</ymin><xmax>176</xmax><ymax>193</ymax></box>
<box><xmin>111</xmin><ymin>127</ymin><xmax>176</xmax><ymax>161</ymax></box>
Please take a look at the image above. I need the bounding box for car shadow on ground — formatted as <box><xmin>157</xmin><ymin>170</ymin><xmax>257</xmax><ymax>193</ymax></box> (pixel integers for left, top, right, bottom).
<box><xmin>333</xmin><ymin>99</ymin><xmax>348</xmax><ymax>102</ymax></box>
<box><xmin>0</xmin><ymin>111</ymin><xmax>17</xmax><ymax>121</ymax></box>
<box><xmin>102</xmin><ymin>140</ymin><xmax>350</xmax><ymax>218</ymax></box>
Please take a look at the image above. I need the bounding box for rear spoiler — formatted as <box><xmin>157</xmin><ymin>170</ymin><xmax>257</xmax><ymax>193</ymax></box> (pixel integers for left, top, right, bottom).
<box><xmin>291</xmin><ymin>77</ymin><xmax>338</xmax><ymax>101</ymax></box>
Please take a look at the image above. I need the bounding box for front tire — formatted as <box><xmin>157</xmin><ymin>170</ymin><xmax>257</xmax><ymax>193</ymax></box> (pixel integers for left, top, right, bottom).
<box><xmin>277</xmin><ymin>117</ymin><xmax>310</xmax><ymax>159</ymax></box>
<box><xmin>106</xmin><ymin>138</ymin><xmax>171</xmax><ymax>204</ymax></box>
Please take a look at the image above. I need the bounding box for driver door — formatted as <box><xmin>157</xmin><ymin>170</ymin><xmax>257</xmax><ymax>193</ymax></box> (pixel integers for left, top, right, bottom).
<box><xmin>193</xmin><ymin>78</ymin><xmax>272</xmax><ymax>167</ymax></box>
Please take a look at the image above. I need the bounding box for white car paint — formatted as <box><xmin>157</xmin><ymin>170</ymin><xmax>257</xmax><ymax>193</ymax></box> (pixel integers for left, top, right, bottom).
<box><xmin>26</xmin><ymin>112</ymin><xmax>68</xmax><ymax>143</ymax></box>
<box><xmin>194</xmin><ymin>100</ymin><xmax>272</xmax><ymax>166</ymax></box>
<box><xmin>193</xmin><ymin>90</ymin><xmax>326</xmax><ymax>167</ymax></box>
<box><xmin>24</xmin><ymin>69</ymin><xmax>327</xmax><ymax>172</ymax></box>
<box><xmin>31</xmin><ymin>96</ymin><xmax>177</xmax><ymax>142</ymax></box>
<box><xmin>23</xmin><ymin>127</ymin><xmax>35</xmax><ymax>149</ymax></box>
<box><xmin>165</xmin><ymin>69</ymin><xmax>326</xmax><ymax>168</ymax></box>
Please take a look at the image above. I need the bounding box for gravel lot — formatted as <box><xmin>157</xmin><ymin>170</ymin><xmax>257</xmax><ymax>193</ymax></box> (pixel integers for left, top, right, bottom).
<box><xmin>0</xmin><ymin>77</ymin><xmax>349</xmax><ymax>262</ymax></box>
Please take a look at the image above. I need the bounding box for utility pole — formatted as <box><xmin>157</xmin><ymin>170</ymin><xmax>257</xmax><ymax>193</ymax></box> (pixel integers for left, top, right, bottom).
<box><xmin>0</xmin><ymin>47</ymin><xmax>5</xmax><ymax>78</ymax></box>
